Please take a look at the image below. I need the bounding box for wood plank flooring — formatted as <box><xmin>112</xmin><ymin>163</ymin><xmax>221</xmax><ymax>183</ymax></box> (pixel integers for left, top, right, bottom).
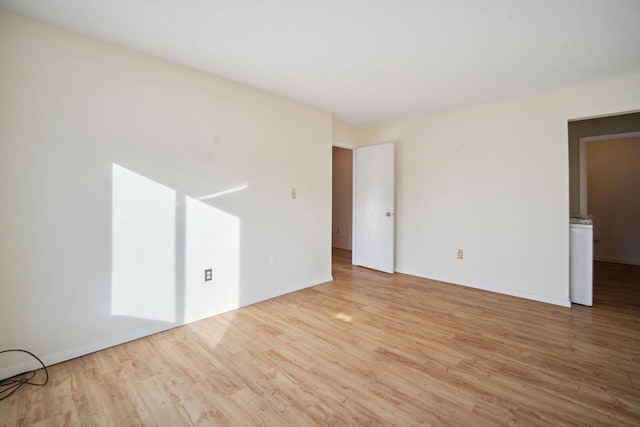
<box><xmin>1</xmin><ymin>249</ymin><xmax>639</xmax><ymax>426</ymax></box>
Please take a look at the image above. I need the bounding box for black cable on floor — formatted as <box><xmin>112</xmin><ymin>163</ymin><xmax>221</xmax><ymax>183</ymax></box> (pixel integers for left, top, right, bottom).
<box><xmin>0</xmin><ymin>349</ymin><xmax>49</xmax><ymax>401</ymax></box>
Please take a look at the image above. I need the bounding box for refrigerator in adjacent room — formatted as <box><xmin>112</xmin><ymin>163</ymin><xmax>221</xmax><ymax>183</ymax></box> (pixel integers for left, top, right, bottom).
<box><xmin>570</xmin><ymin>218</ymin><xmax>593</xmax><ymax>306</ymax></box>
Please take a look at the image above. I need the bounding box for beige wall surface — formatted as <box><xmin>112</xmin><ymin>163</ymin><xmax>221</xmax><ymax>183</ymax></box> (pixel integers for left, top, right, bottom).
<box><xmin>332</xmin><ymin>147</ymin><xmax>353</xmax><ymax>250</ymax></box>
<box><xmin>333</xmin><ymin>119</ymin><xmax>365</xmax><ymax>146</ymax></box>
<box><xmin>360</xmin><ymin>74</ymin><xmax>640</xmax><ymax>306</ymax></box>
<box><xmin>0</xmin><ymin>10</ymin><xmax>332</xmax><ymax>377</ymax></box>
<box><xmin>587</xmin><ymin>138</ymin><xmax>640</xmax><ymax>265</ymax></box>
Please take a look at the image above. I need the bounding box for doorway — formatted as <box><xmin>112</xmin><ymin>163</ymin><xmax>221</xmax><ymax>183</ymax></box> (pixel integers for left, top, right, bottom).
<box><xmin>332</xmin><ymin>145</ymin><xmax>353</xmax><ymax>252</ymax></box>
<box><xmin>568</xmin><ymin>112</ymin><xmax>640</xmax><ymax>215</ymax></box>
<box><xmin>568</xmin><ymin>112</ymin><xmax>640</xmax><ymax>305</ymax></box>
<box><xmin>581</xmin><ymin>133</ymin><xmax>640</xmax><ymax>265</ymax></box>
<box><xmin>332</xmin><ymin>143</ymin><xmax>355</xmax><ymax>275</ymax></box>
<box><xmin>331</xmin><ymin>142</ymin><xmax>396</xmax><ymax>274</ymax></box>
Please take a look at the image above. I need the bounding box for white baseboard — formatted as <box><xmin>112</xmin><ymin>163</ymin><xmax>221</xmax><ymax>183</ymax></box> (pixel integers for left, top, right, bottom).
<box><xmin>0</xmin><ymin>275</ymin><xmax>335</xmax><ymax>381</ymax></box>
<box><xmin>395</xmin><ymin>269</ymin><xmax>571</xmax><ymax>308</ymax></box>
<box><xmin>240</xmin><ymin>275</ymin><xmax>335</xmax><ymax>308</ymax></box>
<box><xmin>0</xmin><ymin>324</ymin><xmax>175</xmax><ymax>380</ymax></box>
<box><xmin>594</xmin><ymin>257</ymin><xmax>640</xmax><ymax>266</ymax></box>
<box><xmin>332</xmin><ymin>243</ymin><xmax>352</xmax><ymax>251</ymax></box>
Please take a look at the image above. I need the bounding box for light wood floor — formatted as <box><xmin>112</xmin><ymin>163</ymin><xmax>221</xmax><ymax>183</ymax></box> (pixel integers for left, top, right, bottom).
<box><xmin>2</xmin><ymin>249</ymin><xmax>639</xmax><ymax>426</ymax></box>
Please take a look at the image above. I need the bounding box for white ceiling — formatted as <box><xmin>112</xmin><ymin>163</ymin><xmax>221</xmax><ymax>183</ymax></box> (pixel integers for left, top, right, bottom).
<box><xmin>1</xmin><ymin>0</ymin><xmax>638</xmax><ymax>126</ymax></box>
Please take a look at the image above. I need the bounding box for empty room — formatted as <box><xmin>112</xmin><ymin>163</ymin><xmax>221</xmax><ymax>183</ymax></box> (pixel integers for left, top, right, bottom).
<box><xmin>1</xmin><ymin>1</ymin><xmax>639</xmax><ymax>425</ymax></box>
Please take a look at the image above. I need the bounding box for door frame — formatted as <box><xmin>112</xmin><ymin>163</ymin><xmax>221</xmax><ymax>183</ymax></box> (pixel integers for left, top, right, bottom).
<box><xmin>332</xmin><ymin>140</ymin><xmax>396</xmax><ymax>272</ymax></box>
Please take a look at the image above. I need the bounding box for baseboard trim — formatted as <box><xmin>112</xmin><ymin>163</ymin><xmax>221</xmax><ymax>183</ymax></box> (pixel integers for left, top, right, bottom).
<box><xmin>594</xmin><ymin>257</ymin><xmax>640</xmax><ymax>266</ymax></box>
<box><xmin>0</xmin><ymin>275</ymin><xmax>335</xmax><ymax>381</ymax></box>
<box><xmin>0</xmin><ymin>324</ymin><xmax>176</xmax><ymax>380</ymax></box>
<box><xmin>332</xmin><ymin>244</ymin><xmax>352</xmax><ymax>251</ymax></box>
<box><xmin>395</xmin><ymin>269</ymin><xmax>571</xmax><ymax>308</ymax></box>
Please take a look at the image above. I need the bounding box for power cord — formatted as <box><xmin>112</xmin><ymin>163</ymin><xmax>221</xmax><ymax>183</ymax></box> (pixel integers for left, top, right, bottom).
<box><xmin>0</xmin><ymin>349</ymin><xmax>49</xmax><ymax>401</ymax></box>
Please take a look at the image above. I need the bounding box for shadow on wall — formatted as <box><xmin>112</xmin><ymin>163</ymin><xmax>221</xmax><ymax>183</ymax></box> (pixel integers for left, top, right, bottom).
<box><xmin>111</xmin><ymin>164</ymin><xmax>246</xmax><ymax>326</ymax></box>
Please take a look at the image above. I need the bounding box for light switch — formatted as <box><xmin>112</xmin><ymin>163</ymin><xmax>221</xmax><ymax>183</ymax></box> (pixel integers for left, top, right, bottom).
<box><xmin>290</xmin><ymin>187</ymin><xmax>296</xmax><ymax>199</ymax></box>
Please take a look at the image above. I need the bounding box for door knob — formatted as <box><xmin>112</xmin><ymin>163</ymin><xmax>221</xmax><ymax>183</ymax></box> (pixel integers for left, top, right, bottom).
<box><xmin>386</xmin><ymin>212</ymin><xmax>394</xmax><ymax>217</ymax></box>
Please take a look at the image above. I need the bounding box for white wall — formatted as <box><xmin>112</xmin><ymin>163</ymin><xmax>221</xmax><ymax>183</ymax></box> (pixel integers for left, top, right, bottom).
<box><xmin>587</xmin><ymin>138</ymin><xmax>640</xmax><ymax>265</ymax></box>
<box><xmin>361</xmin><ymin>74</ymin><xmax>640</xmax><ymax>306</ymax></box>
<box><xmin>0</xmin><ymin>10</ymin><xmax>332</xmax><ymax>378</ymax></box>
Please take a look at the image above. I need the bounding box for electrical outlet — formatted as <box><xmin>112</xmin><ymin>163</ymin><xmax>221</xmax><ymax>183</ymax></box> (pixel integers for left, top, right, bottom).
<box><xmin>204</xmin><ymin>268</ymin><xmax>212</xmax><ymax>281</ymax></box>
<box><xmin>457</xmin><ymin>249</ymin><xmax>464</xmax><ymax>260</ymax></box>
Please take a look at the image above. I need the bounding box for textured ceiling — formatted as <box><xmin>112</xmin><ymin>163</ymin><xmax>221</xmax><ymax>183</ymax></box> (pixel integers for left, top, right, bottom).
<box><xmin>1</xmin><ymin>0</ymin><xmax>638</xmax><ymax>126</ymax></box>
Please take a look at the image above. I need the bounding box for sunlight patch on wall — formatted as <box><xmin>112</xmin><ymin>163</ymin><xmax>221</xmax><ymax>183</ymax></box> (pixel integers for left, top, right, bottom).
<box><xmin>111</xmin><ymin>164</ymin><xmax>176</xmax><ymax>322</ymax></box>
<box><xmin>197</xmin><ymin>184</ymin><xmax>248</xmax><ymax>201</ymax></box>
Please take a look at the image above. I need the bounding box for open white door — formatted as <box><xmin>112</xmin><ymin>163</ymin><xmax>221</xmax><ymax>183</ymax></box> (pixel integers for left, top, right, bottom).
<box><xmin>353</xmin><ymin>143</ymin><xmax>395</xmax><ymax>273</ymax></box>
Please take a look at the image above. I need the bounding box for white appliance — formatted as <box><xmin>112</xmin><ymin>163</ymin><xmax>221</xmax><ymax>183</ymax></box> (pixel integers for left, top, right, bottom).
<box><xmin>570</xmin><ymin>220</ymin><xmax>593</xmax><ymax>306</ymax></box>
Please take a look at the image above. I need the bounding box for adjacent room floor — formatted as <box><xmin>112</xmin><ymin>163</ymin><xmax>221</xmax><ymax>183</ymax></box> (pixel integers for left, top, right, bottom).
<box><xmin>1</xmin><ymin>249</ymin><xmax>639</xmax><ymax>426</ymax></box>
